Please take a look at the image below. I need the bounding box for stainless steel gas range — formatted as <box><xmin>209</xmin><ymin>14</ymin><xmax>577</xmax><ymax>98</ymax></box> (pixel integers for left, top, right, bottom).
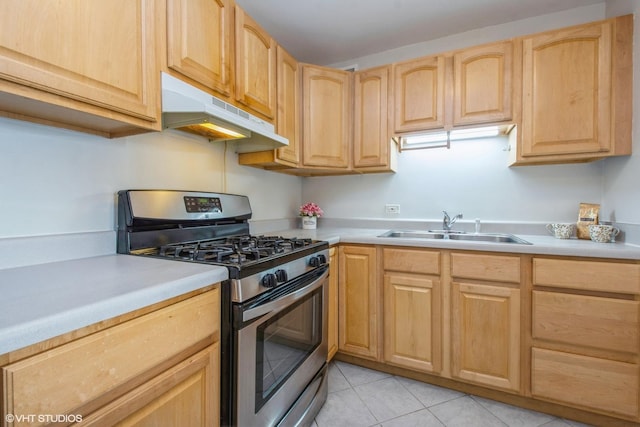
<box><xmin>116</xmin><ymin>189</ymin><xmax>329</xmax><ymax>427</ymax></box>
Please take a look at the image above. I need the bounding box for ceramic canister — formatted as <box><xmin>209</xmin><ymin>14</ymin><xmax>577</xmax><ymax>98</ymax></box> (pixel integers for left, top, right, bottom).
<box><xmin>588</xmin><ymin>224</ymin><xmax>620</xmax><ymax>243</ymax></box>
<box><xmin>545</xmin><ymin>223</ymin><xmax>575</xmax><ymax>239</ymax></box>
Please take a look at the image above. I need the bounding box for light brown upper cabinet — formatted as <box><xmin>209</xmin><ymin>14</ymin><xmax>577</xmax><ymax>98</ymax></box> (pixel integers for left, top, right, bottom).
<box><xmin>234</xmin><ymin>5</ymin><xmax>277</xmax><ymax>120</ymax></box>
<box><xmin>393</xmin><ymin>42</ymin><xmax>513</xmax><ymax>135</ymax></box>
<box><xmin>0</xmin><ymin>0</ymin><xmax>160</xmax><ymax>137</ymax></box>
<box><xmin>393</xmin><ymin>55</ymin><xmax>446</xmax><ymax>133</ymax></box>
<box><xmin>238</xmin><ymin>45</ymin><xmax>300</xmax><ymax>169</ymax></box>
<box><xmin>301</xmin><ymin>64</ymin><xmax>352</xmax><ymax>169</ymax></box>
<box><xmin>511</xmin><ymin>15</ymin><xmax>632</xmax><ymax>165</ymax></box>
<box><xmin>453</xmin><ymin>41</ymin><xmax>513</xmax><ymax>126</ymax></box>
<box><xmin>242</xmin><ymin>63</ymin><xmax>398</xmax><ymax>175</ymax></box>
<box><xmin>353</xmin><ymin>66</ymin><xmax>397</xmax><ymax>172</ymax></box>
<box><xmin>273</xmin><ymin>46</ymin><xmax>301</xmax><ymax>166</ymax></box>
<box><xmin>166</xmin><ymin>0</ymin><xmax>233</xmax><ymax>98</ymax></box>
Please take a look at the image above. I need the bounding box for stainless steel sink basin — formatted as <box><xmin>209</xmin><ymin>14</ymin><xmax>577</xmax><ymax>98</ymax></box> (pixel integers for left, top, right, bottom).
<box><xmin>378</xmin><ymin>230</ymin><xmax>531</xmax><ymax>244</ymax></box>
<box><xmin>378</xmin><ymin>231</ymin><xmax>446</xmax><ymax>239</ymax></box>
<box><xmin>447</xmin><ymin>233</ymin><xmax>531</xmax><ymax>244</ymax></box>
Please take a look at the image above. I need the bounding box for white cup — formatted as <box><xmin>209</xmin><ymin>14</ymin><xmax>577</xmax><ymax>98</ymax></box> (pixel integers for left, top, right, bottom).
<box><xmin>546</xmin><ymin>223</ymin><xmax>575</xmax><ymax>239</ymax></box>
<box><xmin>588</xmin><ymin>224</ymin><xmax>620</xmax><ymax>243</ymax></box>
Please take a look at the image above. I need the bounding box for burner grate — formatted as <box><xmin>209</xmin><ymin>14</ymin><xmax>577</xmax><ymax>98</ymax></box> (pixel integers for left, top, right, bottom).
<box><xmin>155</xmin><ymin>235</ymin><xmax>315</xmax><ymax>266</ymax></box>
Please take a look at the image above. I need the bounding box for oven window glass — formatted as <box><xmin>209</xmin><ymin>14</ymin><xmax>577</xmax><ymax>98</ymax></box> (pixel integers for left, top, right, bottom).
<box><xmin>255</xmin><ymin>287</ymin><xmax>322</xmax><ymax>410</ymax></box>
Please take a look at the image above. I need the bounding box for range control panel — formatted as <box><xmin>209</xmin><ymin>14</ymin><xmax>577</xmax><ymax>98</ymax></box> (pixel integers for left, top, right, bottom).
<box><xmin>184</xmin><ymin>196</ymin><xmax>222</xmax><ymax>213</ymax></box>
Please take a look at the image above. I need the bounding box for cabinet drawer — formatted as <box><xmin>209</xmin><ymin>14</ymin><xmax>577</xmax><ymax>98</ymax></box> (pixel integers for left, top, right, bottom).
<box><xmin>533</xmin><ymin>290</ymin><xmax>639</xmax><ymax>353</ymax></box>
<box><xmin>383</xmin><ymin>248</ymin><xmax>440</xmax><ymax>274</ymax></box>
<box><xmin>451</xmin><ymin>253</ymin><xmax>520</xmax><ymax>283</ymax></box>
<box><xmin>533</xmin><ymin>258</ymin><xmax>640</xmax><ymax>294</ymax></box>
<box><xmin>532</xmin><ymin>347</ymin><xmax>639</xmax><ymax>418</ymax></box>
<box><xmin>3</xmin><ymin>289</ymin><xmax>219</xmax><ymax>424</ymax></box>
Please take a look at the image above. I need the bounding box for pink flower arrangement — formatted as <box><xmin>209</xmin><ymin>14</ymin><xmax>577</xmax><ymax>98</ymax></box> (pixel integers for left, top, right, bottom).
<box><xmin>299</xmin><ymin>202</ymin><xmax>324</xmax><ymax>217</ymax></box>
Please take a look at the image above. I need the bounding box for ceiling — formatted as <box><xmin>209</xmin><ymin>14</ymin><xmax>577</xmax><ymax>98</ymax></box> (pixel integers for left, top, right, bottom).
<box><xmin>234</xmin><ymin>0</ymin><xmax>604</xmax><ymax>65</ymax></box>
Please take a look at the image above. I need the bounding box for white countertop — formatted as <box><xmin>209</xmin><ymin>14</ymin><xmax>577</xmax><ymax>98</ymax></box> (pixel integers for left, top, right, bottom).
<box><xmin>3</xmin><ymin>225</ymin><xmax>639</xmax><ymax>357</ymax></box>
<box><xmin>270</xmin><ymin>226</ymin><xmax>640</xmax><ymax>260</ymax></box>
<box><xmin>0</xmin><ymin>255</ymin><xmax>227</xmax><ymax>355</ymax></box>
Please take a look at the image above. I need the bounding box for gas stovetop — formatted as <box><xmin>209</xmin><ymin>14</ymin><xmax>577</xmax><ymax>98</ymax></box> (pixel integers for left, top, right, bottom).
<box><xmin>134</xmin><ymin>234</ymin><xmax>321</xmax><ymax>267</ymax></box>
<box><xmin>117</xmin><ymin>190</ymin><xmax>329</xmax><ymax>286</ymax></box>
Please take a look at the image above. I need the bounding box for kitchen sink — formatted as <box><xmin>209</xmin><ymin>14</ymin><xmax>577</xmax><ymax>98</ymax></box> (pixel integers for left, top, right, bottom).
<box><xmin>378</xmin><ymin>231</ymin><xmax>446</xmax><ymax>239</ymax></box>
<box><xmin>378</xmin><ymin>230</ymin><xmax>531</xmax><ymax>244</ymax></box>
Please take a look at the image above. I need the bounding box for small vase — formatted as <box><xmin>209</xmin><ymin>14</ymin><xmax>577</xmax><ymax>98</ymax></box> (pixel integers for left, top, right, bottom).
<box><xmin>302</xmin><ymin>216</ymin><xmax>317</xmax><ymax>230</ymax></box>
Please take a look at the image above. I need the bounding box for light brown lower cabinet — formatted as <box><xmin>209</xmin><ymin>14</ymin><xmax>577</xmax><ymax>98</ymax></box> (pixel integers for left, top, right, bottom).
<box><xmin>531</xmin><ymin>257</ymin><xmax>640</xmax><ymax>421</ymax></box>
<box><xmin>336</xmin><ymin>246</ymin><xmax>640</xmax><ymax>424</ymax></box>
<box><xmin>383</xmin><ymin>273</ymin><xmax>442</xmax><ymax>373</ymax></box>
<box><xmin>532</xmin><ymin>347</ymin><xmax>639</xmax><ymax>419</ymax></box>
<box><xmin>382</xmin><ymin>247</ymin><xmax>442</xmax><ymax>373</ymax></box>
<box><xmin>81</xmin><ymin>344</ymin><xmax>219</xmax><ymax>426</ymax></box>
<box><xmin>2</xmin><ymin>287</ymin><xmax>220</xmax><ymax>427</ymax></box>
<box><xmin>450</xmin><ymin>281</ymin><xmax>521</xmax><ymax>392</ymax></box>
<box><xmin>338</xmin><ymin>245</ymin><xmax>379</xmax><ymax>360</ymax></box>
<box><xmin>327</xmin><ymin>246</ymin><xmax>339</xmax><ymax>361</ymax></box>
<box><xmin>450</xmin><ymin>252</ymin><xmax>521</xmax><ymax>392</ymax></box>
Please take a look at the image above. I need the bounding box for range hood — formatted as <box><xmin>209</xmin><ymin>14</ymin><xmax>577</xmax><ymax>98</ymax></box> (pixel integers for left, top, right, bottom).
<box><xmin>161</xmin><ymin>72</ymin><xmax>288</xmax><ymax>153</ymax></box>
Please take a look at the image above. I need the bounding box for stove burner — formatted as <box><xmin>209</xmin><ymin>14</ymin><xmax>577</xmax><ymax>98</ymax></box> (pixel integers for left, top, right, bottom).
<box><xmin>159</xmin><ymin>243</ymin><xmax>198</xmax><ymax>259</ymax></box>
<box><xmin>155</xmin><ymin>235</ymin><xmax>315</xmax><ymax>266</ymax></box>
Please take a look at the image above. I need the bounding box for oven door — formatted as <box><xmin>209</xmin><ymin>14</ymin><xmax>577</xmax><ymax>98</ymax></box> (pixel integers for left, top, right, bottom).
<box><xmin>235</xmin><ymin>265</ymin><xmax>329</xmax><ymax>427</ymax></box>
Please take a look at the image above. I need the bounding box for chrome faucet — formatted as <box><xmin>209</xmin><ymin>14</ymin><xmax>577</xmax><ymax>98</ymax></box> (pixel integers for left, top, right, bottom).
<box><xmin>442</xmin><ymin>211</ymin><xmax>463</xmax><ymax>232</ymax></box>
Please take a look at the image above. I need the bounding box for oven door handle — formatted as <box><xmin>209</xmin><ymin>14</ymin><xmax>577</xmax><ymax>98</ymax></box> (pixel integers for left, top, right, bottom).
<box><xmin>242</xmin><ymin>267</ymin><xmax>329</xmax><ymax>322</ymax></box>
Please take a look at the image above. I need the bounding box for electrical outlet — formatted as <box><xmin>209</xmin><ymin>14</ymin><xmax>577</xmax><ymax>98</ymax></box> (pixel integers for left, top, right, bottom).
<box><xmin>385</xmin><ymin>204</ymin><xmax>400</xmax><ymax>214</ymax></box>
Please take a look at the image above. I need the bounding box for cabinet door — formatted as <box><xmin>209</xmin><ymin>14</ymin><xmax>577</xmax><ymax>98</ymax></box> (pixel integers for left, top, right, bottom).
<box><xmin>384</xmin><ymin>273</ymin><xmax>441</xmax><ymax>373</ymax></box>
<box><xmin>82</xmin><ymin>345</ymin><xmax>219</xmax><ymax>427</ymax></box>
<box><xmin>275</xmin><ymin>45</ymin><xmax>301</xmax><ymax>166</ymax></box>
<box><xmin>166</xmin><ymin>0</ymin><xmax>233</xmax><ymax>97</ymax></box>
<box><xmin>532</xmin><ymin>347</ymin><xmax>639</xmax><ymax>420</ymax></box>
<box><xmin>2</xmin><ymin>289</ymin><xmax>219</xmax><ymax>425</ymax></box>
<box><xmin>338</xmin><ymin>245</ymin><xmax>378</xmax><ymax>360</ymax></box>
<box><xmin>393</xmin><ymin>55</ymin><xmax>446</xmax><ymax>132</ymax></box>
<box><xmin>354</xmin><ymin>66</ymin><xmax>393</xmax><ymax>170</ymax></box>
<box><xmin>0</xmin><ymin>0</ymin><xmax>159</xmax><ymax>135</ymax></box>
<box><xmin>520</xmin><ymin>20</ymin><xmax>612</xmax><ymax>157</ymax></box>
<box><xmin>451</xmin><ymin>282</ymin><xmax>520</xmax><ymax>392</ymax></box>
<box><xmin>234</xmin><ymin>6</ymin><xmax>276</xmax><ymax>119</ymax></box>
<box><xmin>533</xmin><ymin>290</ymin><xmax>640</xmax><ymax>354</ymax></box>
<box><xmin>327</xmin><ymin>247</ymin><xmax>339</xmax><ymax>361</ymax></box>
<box><xmin>453</xmin><ymin>41</ymin><xmax>512</xmax><ymax>126</ymax></box>
<box><xmin>302</xmin><ymin>65</ymin><xmax>352</xmax><ymax>169</ymax></box>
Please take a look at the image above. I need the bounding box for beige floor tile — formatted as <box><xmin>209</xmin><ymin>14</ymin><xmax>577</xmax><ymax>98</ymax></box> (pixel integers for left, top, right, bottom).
<box><xmin>315</xmin><ymin>362</ymin><xmax>596</xmax><ymax>427</ymax></box>
<box><xmin>315</xmin><ymin>387</ymin><xmax>378</xmax><ymax>427</ymax></box>
<box><xmin>380</xmin><ymin>409</ymin><xmax>445</xmax><ymax>427</ymax></box>
<box><xmin>355</xmin><ymin>377</ymin><xmax>424</xmax><ymax>422</ymax></box>
<box><xmin>335</xmin><ymin>360</ymin><xmax>391</xmax><ymax>387</ymax></box>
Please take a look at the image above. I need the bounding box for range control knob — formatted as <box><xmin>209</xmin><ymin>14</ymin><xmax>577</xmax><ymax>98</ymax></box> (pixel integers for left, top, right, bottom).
<box><xmin>309</xmin><ymin>254</ymin><xmax>327</xmax><ymax>267</ymax></box>
<box><xmin>260</xmin><ymin>273</ymin><xmax>278</xmax><ymax>288</ymax></box>
<box><xmin>275</xmin><ymin>269</ymin><xmax>288</xmax><ymax>282</ymax></box>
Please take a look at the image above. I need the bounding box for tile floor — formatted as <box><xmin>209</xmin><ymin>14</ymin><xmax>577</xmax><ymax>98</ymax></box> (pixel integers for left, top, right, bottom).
<box><xmin>312</xmin><ymin>361</ymin><xmax>593</xmax><ymax>427</ymax></box>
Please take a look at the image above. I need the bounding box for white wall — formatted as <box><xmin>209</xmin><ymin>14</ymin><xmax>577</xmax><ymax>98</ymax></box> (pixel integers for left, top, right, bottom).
<box><xmin>601</xmin><ymin>1</ymin><xmax>640</xmax><ymax>226</ymax></box>
<box><xmin>304</xmin><ymin>4</ymin><xmax>628</xmax><ymax>225</ymax></box>
<box><xmin>303</xmin><ymin>138</ymin><xmax>603</xmax><ymax>223</ymax></box>
<box><xmin>1</xmin><ymin>1</ymin><xmax>636</xmax><ymax>241</ymax></box>
<box><xmin>0</xmin><ymin>117</ymin><xmax>302</xmax><ymax>239</ymax></box>
<box><xmin>329</xmin><ymin>4</ymin><xmax>606</xmax><ymax>70</ymax></box>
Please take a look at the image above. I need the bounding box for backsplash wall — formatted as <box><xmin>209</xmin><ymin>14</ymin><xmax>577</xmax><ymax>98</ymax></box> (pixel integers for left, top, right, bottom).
<box><xmin>302</xmin><ymin>137</ymin><xmax>604</xmax><ymax>224</ymax></box>
<box><xmin>1</xmin><ymin>2</ymin><xmax>637</xmax><ymax>243</ymax></box>
<box><xmin>305</xmin><ymin>2</ymin><xmax>640</xmax><ymax>229</ymax></box>
<box><xmin>0</xmin><ymin>117</ymin><xmax>302</xmax><ymax>239</ymax></box>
